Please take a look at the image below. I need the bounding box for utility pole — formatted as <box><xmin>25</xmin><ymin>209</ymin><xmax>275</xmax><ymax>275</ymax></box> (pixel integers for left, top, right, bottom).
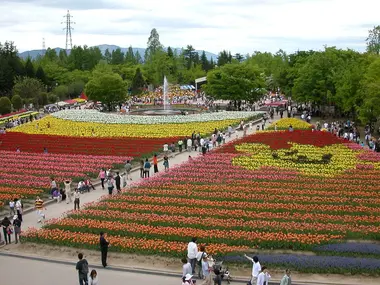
<box><xmin>42</xmin><ymin>38</ymin><xmax>46</xmax><ymax>56</ymax></box>
<box><xmin>62</xmin><ymin>10</ymin><xmax>75</xmax><ymax>52</ymax></box>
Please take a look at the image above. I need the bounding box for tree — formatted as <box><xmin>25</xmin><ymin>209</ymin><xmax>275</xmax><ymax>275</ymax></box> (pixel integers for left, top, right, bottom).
<box><xmin>85</xmin><ymin>72</ymin><xmax>127</xmax><ymax>111</ymax></box>
<box><xmin>217</xmin><ymin>50</ymin><xmax>232</xmax><ymax>66</ymax></box>
<box><xmin>145</xmin><ymin>28</ymin><xmax>163</xmax><ymax>61</ymax></box>
<box><xmin>13</xmin><ymin>77</ymin><xmax>44</xmax><ymax>100</ymax></box>
<box><xmin>111</xmin><ymin>48</ymin><xmax>124</xmax><ymax>65</ymax></box>
<box><xmin>183</xmin><ymin>45</ymin><xmax>197</xmax><ymax>69</ymax></box>
<box><xmin>11</xmin><ymin>94</ymin><xmax>23</xmax><ymax>110</ymax></box>
<box><xmin>25</xmin><ymin>57</ymin><xmax>35</xmax><ymax>78</ymax></box>
<box><xmin>132</xmin><ymin>67</ymin><xmax>145</xmax><ymax>92</ymax></box>
<box><xmin>143</xmin><ymin>50</ymin><xmax>171</xmax><ymax>85</ymax></box>
<box><xmin>366</xmin><ymin>26</ymin><xmax>380</xmax><ymax>55</ymax></box>
<box><xmin>200</xmin><ymin>51</ymin><xmax>211</xmax><ymax>71</ymax></box>
<box><xmin>36</xmin><ymin>66</ymin><xmax>47</xmax><ymax>85</ymax></box>
<box><xmin>104</xmin><ymin>49</ymin><xmax>112</xmax><ymax>63</ymax></box>
<box><xmin>234</xmin><ymin>53</ymin><xmax>244</xmax><ymax>62</ymax></box>
<box><xmin>167</xmin><ymin>46</ymin><xmax>174</xmax><ymax>58</ymax></box>
<box><xmin>48</xmin><ymin>93</ymin><xmax>58</xmax><ymax>104</ymax></box>
<box><xmin>135</xmin><ymin>51</ymin><xmax>143</xmax><ymax>64</ymax></box>
<box><xmin>44</xmin><ymin>48</ymin><xmax>58</xmax><ymax>62</ymax></box>
<box><xmin>357</xmin><ymin>57</ymin><xmax>380</xmax><ymax>124</ymax></box>
<box><xmin>203</xmin><ymin>63</ymin><xmax>265</xmax><ymax>103</ymax></box>
<box><xmin>68</xmin><ymin>81</ymin><xmax>85</xmax><ymax>98</ymax></box>
<box><xmin>38</xmin><ymin>92</ymin><xmax>48</xmax><ymax>106</ymax></box>
<box><xmin>53</xmin><ymin>85</ymin><xmax>69</xmax><ymax>100</ymax></box>
<box><xmin>0</xmin><ymin>42</ymin><xmax>25</xmax><ymax>96</ymax></box>
<box><xmin>59</xmin><ymin>49</ymin><xmax>67</xmax><ymax>65</ymax></box>
<box><xmin>0</xmin><ymin>96</ymin><xmax>11</xmax><ymax>115</ymax></box>
<box><xmin>125</xmin><ymin>46</ymin><xmax>136</xmax><ymax>65</ymax></box>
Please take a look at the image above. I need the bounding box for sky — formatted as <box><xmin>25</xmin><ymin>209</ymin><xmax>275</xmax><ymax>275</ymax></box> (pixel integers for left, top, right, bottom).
<box><xmin>0</xmin><ymin>0</ymin><xmax>378</xmax><ymax>54</ymax></box>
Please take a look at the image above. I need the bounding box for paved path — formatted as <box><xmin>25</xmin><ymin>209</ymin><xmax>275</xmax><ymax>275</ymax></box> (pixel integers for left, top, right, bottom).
<box><xmin>0</xmin><ymin>255</ymin><xmax>200</xmax><ymax>285</ymax></box>
<box><xmin>18</xmin><ymin>114</ymin><xmax>276</xmax><ymax>231</ymax></box>
<box><xmin>0</xmin><ymin>254</ymin><xmax>320</xmax><ymax>285</ymax></box>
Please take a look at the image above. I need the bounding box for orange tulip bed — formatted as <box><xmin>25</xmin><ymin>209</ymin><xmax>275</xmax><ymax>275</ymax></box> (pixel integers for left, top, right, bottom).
<box><xmin>21</xmin><ymin>130</ymin><xmax>380</xmax><ymax>273</ymax></box>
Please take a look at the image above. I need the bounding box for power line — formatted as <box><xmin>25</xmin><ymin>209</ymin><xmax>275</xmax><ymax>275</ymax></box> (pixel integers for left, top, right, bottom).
<box><xmin>62</xmin><ymin>10</ymin><xmax>75</xmax><ymax>52</ymax></box>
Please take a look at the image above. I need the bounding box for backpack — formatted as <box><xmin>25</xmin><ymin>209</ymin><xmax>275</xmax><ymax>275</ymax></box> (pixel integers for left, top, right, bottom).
<box><xmin>82</xmin><ymin>260</ymin><xmax>89</xmax><ymax>275</ymax></box>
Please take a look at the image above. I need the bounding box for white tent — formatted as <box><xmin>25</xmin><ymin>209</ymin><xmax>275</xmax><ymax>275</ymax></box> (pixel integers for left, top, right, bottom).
<box><xmin>57</xmin><ymin>101</ymin><xmax>69</xmax><ymax>107</ymax></box>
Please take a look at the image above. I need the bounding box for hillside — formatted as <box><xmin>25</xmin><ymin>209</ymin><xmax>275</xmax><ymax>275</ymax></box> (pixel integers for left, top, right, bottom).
<box><xmin>18</xmin><ymin>45</ymin><xmax>218</xmax><ymax>61</ymax></box>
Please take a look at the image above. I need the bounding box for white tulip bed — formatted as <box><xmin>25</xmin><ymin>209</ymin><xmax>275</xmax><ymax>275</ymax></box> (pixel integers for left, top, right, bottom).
<box><xmin>52</xmin><ymin>109</ymin><xmax>264</xmax><ymax>125</ymax></box>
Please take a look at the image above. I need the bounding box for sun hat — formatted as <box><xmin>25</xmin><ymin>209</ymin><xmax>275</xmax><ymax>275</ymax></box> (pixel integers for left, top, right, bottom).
<box><xmin>185</xmin><ymin>273</ymin><xmax>192</xmax><ymax>281</ymax></box>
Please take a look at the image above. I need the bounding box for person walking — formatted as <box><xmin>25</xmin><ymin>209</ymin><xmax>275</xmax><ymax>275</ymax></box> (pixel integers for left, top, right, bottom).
<box><xmin>9</xmin><ymin>200</ymin><xmax>15</xmax><ymax>216</ymax></box>
<box><xmin>139</xmin><ymin>160</ymin><xmax>144</xmax><ymax>178</ymax></box>
<box><xmin>50</xmin><ymin>177</ymin><xmax>57</xmax><ymax>197</ymax></box>
<box><xmin>124</xmin><ymin>160</ymin><xmax>132</xmax><ymax>181</ymax></box>
<box><xmin>64</xmin><ymin>180</ymin><xmax>72</xmax><ymax>204</ymax></box>
<box><xmin>153</xmin><ymin>154</ymin><xmax>159</xmax><ymax>173</ymax></box>
<box><xmin>1</xmin><ymin>217</ymin><xmax>12</xmax><ymax>244</ymax></box>
<box><xmin>74</xmin><ymin>189</ymin><xmax>81</xmax><ymax>210</ymax></box>
<box><xmin>143</xmin><ymin>158</ymin><xmax>151</xmax><ymax>178</ymax></box>
<box><xmin>88</xmin><ymin>270</ymin><xmax>98</xmax><ymax>285</ymax></box>
<box><xmin>187</xmin><ymin>237</ymin><xmax>198</xmax><ymax>274</ymax></box>
<box><xmin>187</xmin><ymin>138</ymin><xmax>192</xmax><ymax>152</ymax></box>
<box><xmin>98</xmin><ymin>169</ymin><xmax>106</xmax><ymax>190</ymax></box>
<box><xmin>182</xmin><ymin>258</ymin><xmax>192</xmax><ymax>278</ymax></box>
<box><xmin>15</xmin><ymin>198</ymin><xmax>23</xmax><ymax>222</ymax></box>
<box><xmin>163</xmin><ymin>155</ymin><xmax>169</xmax><ymax>171</ymax></box>
<box><xmin>280</xmin><ymin>269</ymin><xmax>292</xmax><ymax>285</ymax></box>
<box><xmin>257</xmin><ymin>266</ymin><xmax>271</xmax><ymax>285</ymax></box>
<box><xmin>12</xmin><ymin>215</ymin><xmax>21</xmax><ymax>244</ymax></box>
<box><xmin>106</xmin><ymin>175</ymin><xmax>114</xmax><ymax>195</ymax></box>
<box><xmin>99</xmin><ymin>232</ymin><xmax>110</xmax><ymax>268</ymax></box>
<box><xmin>196</xmin><ymin>245</ymin><xmax>207</xmax><ymax>279</ymax></box>
<box><xmin>244</xmin><ymin>254</ymin><xmax>261</xmax><ymax>285</ymax></box>
<box><xmin>35</xmin><ymin>196</ymin><xmax>45</xmax><ymax>223</ymax></box>
<box><xmin>76</xmin><ymin>253</ymin><xmax>89</xmax><ymax>285</ymax></box>
<box><xmin>178</xmin><ymin>139</ymin><xmax>183</xmax><ymax>152</ymax></box>
<box><xmin>115</xmin><ymin>172</ymin><xmax>121</xmax><ymax>193</ymax></box>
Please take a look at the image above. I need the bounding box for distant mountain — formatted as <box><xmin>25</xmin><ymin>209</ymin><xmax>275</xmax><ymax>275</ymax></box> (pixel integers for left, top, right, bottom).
<box><xmin>18</xmin><ymin>45</ymin><xmax>218</xmax><ymax>61</ymax></box>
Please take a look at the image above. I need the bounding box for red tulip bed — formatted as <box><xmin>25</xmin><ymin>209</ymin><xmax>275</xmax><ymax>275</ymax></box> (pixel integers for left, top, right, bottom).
<box><xmin>22</xmin><ymin>130</ymin><xmax>380</xmax><ymax>273</ymax></box>
<box><xmin>0</xmin><ymin>132</ymin><xmax>178</xmax><ymax>157</ymax></box>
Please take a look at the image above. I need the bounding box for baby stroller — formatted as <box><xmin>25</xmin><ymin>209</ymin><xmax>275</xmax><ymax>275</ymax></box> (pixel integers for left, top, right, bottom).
<box><xmin>212</xmin><ymin>257</ymin><xmax>232</xmax><ymax>284</ymax></box>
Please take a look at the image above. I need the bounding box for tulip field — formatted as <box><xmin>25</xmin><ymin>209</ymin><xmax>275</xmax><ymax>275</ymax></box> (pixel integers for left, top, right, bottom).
<box><xmin>21</xmin><ymin>128</ymin><xmax>380</xmax><ymax>273</ymax></box>
<box><xmin>0</xmin><ymin>110</ymin><xmax>261</xmax><ymax>208</ymax></box>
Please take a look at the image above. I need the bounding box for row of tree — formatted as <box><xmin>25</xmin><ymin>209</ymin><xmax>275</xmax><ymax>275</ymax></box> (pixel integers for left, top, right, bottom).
<box><xmin>1</xmin><ymin>26</ymin><xmax>380</xmax><ymax>124</ymax></box>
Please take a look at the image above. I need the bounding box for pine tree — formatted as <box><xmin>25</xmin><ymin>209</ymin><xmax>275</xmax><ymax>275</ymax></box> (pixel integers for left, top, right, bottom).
<box><xmin>35</xmin><ymin>66</ymin><xmax>46</xmax><ymax>84</ymax></box>
<box><xmin>25</xmin><ymin>57</ymin><xmax>35</xmax><ymax>78</ymax></box>
<box><xmin>125</xmin><ymin>46</ymin><xmax>136</xmax><ymax>65</ymax></box>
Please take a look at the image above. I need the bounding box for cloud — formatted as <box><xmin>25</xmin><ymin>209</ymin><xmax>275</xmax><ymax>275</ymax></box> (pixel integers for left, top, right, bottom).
<box><xmin>0</xmin><ymin>0</ymin><xmax>378</xmax><ymax>54</ymax></box>
<box><xmin>2</xmin><ymin>0</ymin><xmax>132</xmax><ymax>10</ymax></box>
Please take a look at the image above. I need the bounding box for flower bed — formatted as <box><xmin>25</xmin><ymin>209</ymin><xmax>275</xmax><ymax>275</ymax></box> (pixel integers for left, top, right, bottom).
<box><xmin>0</xmin><ymin>151</ymin><xmax>131</xmax><ymax>190</ymax></box>
<box><xmin>21</xmin><ymin>130</ymin><xmax>380</xmax><ymax>273</ymax></box>
<box><xmin>0</xmin><ymin>186</ymin><xmax>43</xmax><ymax>209</ymax></box>
<box><xmin>52</xmin><ymin>109</ymin><xmax>263</xmax><ymax>124</ymax></box>
<box><xmin>10</xmin><ymin>117</ymin><xmax>244</xmax><ymax>138</ymax></box>
<box><xmin>0</xmin><ymin>132</ymin><xmax>177</xmax><ymax>157</ymax></box>
<box><xmin>267</xmin><ymin>118</ymin><xmax>312</xmax><ymax>130</ymax></box>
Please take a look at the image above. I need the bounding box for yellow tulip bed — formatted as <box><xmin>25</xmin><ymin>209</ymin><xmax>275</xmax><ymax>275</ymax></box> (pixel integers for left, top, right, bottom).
<box><xmin>10</xmin><ymin>116</ymin><xmax>242</xmax><ymax>138</ymax></box>
<box><xmin>233</xmin><ymin>142</ymin><xmax>376</xmax><ymax>177</ymax></box>
<box><xmin>267</xmin><ymin>118</ymin><xmax>312</xmax><ymax>130</ymax></box>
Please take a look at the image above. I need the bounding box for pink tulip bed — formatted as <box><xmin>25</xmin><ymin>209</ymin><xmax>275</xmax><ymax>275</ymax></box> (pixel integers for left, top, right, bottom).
<box><xmin>0</xmin><ymin>150</ymin><xmax>132</xmax><ymax>207</ymax></box>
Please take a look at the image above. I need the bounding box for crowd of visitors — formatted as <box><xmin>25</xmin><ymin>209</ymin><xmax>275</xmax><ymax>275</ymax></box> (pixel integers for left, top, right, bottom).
<box><xmin>182</xmin><ymin>237</ymin><xmax>292</xmax><ymax>285</ymax></box>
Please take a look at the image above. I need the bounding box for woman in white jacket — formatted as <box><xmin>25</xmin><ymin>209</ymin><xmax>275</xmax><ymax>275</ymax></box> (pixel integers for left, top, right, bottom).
<box><xmin>88</xmin><ymin>270</ymin><xmax>98</xmax><ymax>285</ymax></box>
